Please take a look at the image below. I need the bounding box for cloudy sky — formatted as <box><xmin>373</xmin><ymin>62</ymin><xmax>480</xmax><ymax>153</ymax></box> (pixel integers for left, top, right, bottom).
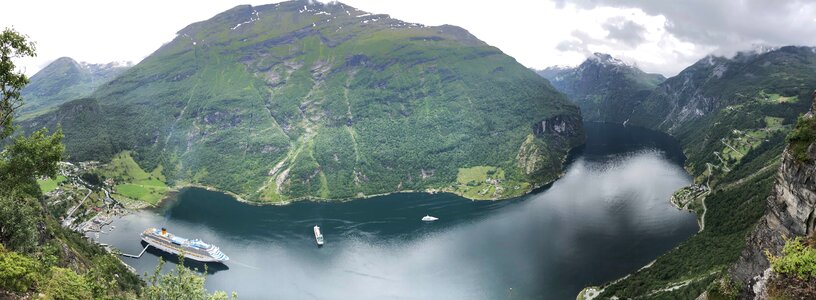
<box><xmin>3</xmin><ymin>0</ymin><xmax>816</xmax><ymax>77</ymax></box>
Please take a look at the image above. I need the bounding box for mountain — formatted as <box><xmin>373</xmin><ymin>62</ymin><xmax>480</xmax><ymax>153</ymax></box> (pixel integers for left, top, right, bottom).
<box><xmin>537</xmin><ymin>53</ymin><xmax>665</xmax><ymax>123</ymax></box>
<box><xmin>630</xmin><ymin>46</ymin><xmax>816</xmax><ymax>176</ymax></box>
<box><xmin>20</xmin><ymin>57</ymin><xmax>131</xmax><ymax>115</ymax></box>
<box><xmin>589</xmin><ymin>47</ymin><xmax>816</xmax><ymax>298</ymax></box>
<box><xmin>22</xmin><ymin>0</ymin><xmax>583</xmax><ymax>203</ymax></box>
<box><xmin>730</xmin><ymin>98</ymin><xmax>816</xmax><ymax>297</ymax></box>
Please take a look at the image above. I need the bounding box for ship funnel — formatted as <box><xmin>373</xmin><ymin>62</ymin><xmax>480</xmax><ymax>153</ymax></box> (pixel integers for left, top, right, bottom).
<box><xmin>161</xmin><ymin>228</ymin><xmax>167</xmax><ymax>235</ymax></box>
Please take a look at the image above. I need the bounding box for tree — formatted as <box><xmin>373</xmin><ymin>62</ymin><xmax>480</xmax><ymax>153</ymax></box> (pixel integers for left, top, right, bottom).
<box><xmin>0</xmin><ymin>127</ymin><xmax>64</xmax><ymax>196</ymax></box>
<box><xmin>0</xmin><ymin>27</ymin><xmax>36</xmax><ymax>140</ymax></box>
<box><xmin>0</xmin><ymin>26</ymin><xmax>63</xmax><ymax>255</ymax></box>
<box><xmin>0</xmin><ymin>191</ymin><xmax>38</xmax><ymax>252</ymax></box>
<box><xmin>0</xmin><ymin>27</ymin><xmax>62</xmax><ymax>198</ymax></box>
<box><xmin>145</xmin><ymin>257</ymin><xmax>235</xmax><ymax>300</ymax></box>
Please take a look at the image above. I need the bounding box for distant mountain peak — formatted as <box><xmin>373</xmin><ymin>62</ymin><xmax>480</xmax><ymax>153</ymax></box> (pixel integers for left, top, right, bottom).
<box><xmin>541</xmin><ymin>64</ymin><xmax>575</xmax><ymax>72</ymax></box>
<box><xmin>587</xmin><ymin>52</ymin><xmax>628</xmax><ymax>67</ymax></box>
<box><xmin>20</xmin><ymin>57</ymin><xmax>131</xmax><ymax>114</ymax></box>
<box><xmin>536</xmin><ymin>52</ymin><xmax>665</xmax><ymax>124</ymax></box>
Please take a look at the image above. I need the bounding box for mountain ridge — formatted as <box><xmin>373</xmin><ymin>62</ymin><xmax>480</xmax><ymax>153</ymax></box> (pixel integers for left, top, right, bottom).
<box><xmin>581</xmin><ymin>47</ymin><xmax>816</xmax><ymax>298</ymax></box>
<box><xmin>22</xmin><ymin>0</ymin><xmax>584</xmax><ymax>203</ymax></box>
<box><xmin>20</xmin><ymin>57</ymin><xmax>131</xmax><ymax>116</ymax></box>
<box><xmin>537</xmin><ymin>52</ymin><xmax>665</xmax><ymax>123</ymax></box>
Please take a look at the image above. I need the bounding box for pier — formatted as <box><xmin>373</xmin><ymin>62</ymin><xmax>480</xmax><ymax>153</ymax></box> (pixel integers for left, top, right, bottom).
<box><xmin>120</xmin><ymin>244</ymin><xmax>151</xmax><ymax>258</ymax></box>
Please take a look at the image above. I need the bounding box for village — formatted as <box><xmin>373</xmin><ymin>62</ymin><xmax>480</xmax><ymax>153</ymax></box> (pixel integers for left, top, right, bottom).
<box><xmin>39</xmin><ymin>161</ymin><xmax>130</xmax><ymax>238</ymax></box>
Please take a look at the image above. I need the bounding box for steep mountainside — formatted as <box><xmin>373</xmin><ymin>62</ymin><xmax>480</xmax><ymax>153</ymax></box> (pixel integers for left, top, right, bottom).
<box><xmin>22</xmin><ymin>0</ymin><xmax>583</xmax><ymax>202</ymax></box>
<box><xmin>537</xmin><ymin>53</ymin><xmax>665</xmax><ymax>123</ymax></box>
<box><xmin>631</xmin><ymin>47</ymin><xmax>816</xmax><ymax>177</ymax></box>
<box><xmin>730</xmin><ymin>97</ymin><xmax>816</xmax><ymax>298</ymax></box>
<box><xmin>590</xmin><ymin>48</ymin><xmax>816</xmax><ymax>298</ymax></box>
<box><xmin>20</xmin><ymin>57</ymin><xmax>130</xmax><ymax>115</ymax></box>
<box><xmin>629</xmin><ymin>47</ymin><xmax>816</xmax><ymax>129</ymax></box>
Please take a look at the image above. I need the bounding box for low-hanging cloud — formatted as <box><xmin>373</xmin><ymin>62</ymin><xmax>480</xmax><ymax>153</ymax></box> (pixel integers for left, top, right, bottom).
<box><xmin>560</xmin><ymin>0</ymin><xmax>816</xmax><ymax>57</ymax></box>
<box><xmin>602</xmin><ymin>17</ymin><xmax>647</xmax><ymax>47</ymax></box>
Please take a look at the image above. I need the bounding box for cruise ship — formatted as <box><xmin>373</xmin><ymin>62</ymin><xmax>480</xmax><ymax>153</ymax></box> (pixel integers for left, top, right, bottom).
<box><xmin>140</xmin><ymin>228</ymin><xmax>229</xmax><ymax>263</ymax></box>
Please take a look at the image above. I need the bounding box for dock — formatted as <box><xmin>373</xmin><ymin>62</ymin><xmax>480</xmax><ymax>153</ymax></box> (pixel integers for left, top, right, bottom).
<box><xmin>120</xmin><ymin>244</ymin><xmax>151</xmax><ymax>258</ymax></box>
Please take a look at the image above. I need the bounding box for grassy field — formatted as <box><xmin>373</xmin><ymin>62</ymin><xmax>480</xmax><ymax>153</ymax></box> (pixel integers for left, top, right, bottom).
<box><xmin>37</xmin><ymin>175</ymin><xmax>67</xmax><ymax>193</ymax></box>
<box><xmin>719</xmin><ymin>116</ymin><xmax>788</xmax><ymax>163</ymax></box>
<box><xmin>761</xmin><ymin>91</ymin><xmax>798</xmax><ymax>104</ymax></box>
<box><xmin>452</xmin><ymin>166</ymin><xmax>530</xmax><ymax>200</ymax></box>
<box><xmin>98</xmin><ymin>151</ymin><xmax>169</xmax><ymax>205</ymax></box>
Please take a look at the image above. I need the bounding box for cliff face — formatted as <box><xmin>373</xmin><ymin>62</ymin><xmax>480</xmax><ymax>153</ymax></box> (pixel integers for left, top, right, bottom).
<box><xmin>532</xmin><ymin>114</ymin><xmax>583</xmax><ymax>143</ymax></box>
<box><xmin>730</xmin><ymin>96</ymin><xmax>816</xmax><ymax>297</ymax></box>
<box><xmin>517</xmin><ymin>113</ymin><xmax>584</xmax><ymax>180</ymax></box>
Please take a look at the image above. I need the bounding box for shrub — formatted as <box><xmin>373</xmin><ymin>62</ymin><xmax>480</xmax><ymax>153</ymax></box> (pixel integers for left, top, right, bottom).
<box><xmin>786</xmin><ymin>115</ymin><xmax>816</xmax><ymax>163</ymax></box>
<box><xmin>43</xmin><ymin>267</ymin><xmax>93</xmax><ymax>300</ymax></box>
<box><xmin>0</xmin><ymin>245</ymin><xmax>42</xmax><ymax>293</ymax></box>
<box><xmin>768</xmin><ymin>237</ymin><xmax>816</xmax><ymax>279</ymax></box>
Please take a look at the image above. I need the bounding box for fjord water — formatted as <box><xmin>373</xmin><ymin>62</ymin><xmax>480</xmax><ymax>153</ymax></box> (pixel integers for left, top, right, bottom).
<box><xmin>95</xmin><ymin>123</ymin><xmax>697</xmax><ymax>299</ymax></box>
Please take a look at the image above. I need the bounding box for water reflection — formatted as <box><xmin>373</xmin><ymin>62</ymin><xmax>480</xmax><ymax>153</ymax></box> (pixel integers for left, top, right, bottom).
<box><xmin>97</xmin><ymin>149</ymin><xmax>697</xmax><ymax>299</ymax></box>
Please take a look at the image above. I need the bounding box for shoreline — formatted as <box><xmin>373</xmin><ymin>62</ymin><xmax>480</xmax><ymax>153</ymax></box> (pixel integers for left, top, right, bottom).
<box><xmin>139</xmin><ymin>151</ymin><xmax>575</xmax><ymax>208</ymax></box>
<box><xmin>157</xmin><ymin>176</ymin><xmax>561</xmax><ymax>208</ymax></box>
<box><xmin>576</xmin><ymin>168</ymin><xmax>704</xmax><ymax>299</ymax></box>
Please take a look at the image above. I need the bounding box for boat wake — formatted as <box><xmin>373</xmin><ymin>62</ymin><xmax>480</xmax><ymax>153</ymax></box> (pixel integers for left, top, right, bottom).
<box><xmin>228</xmin><ymin>259</ymin><xmax>260</xmax><ymax>270</ymax></box>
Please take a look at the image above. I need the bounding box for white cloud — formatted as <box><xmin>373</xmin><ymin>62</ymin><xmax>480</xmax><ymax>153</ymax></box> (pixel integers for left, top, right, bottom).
<box><xmin>1</xmin><ymin>0</ymin><xmax>814</xmax><ymax>77</ymax></box>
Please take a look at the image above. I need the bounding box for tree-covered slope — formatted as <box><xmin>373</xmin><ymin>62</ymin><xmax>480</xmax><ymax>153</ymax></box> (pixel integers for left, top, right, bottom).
<box><xmin>25</xmin><ymin>0</ymin><xmax>583</xmax><ymax>202</ymax></box>
<box><xmin>631</xmin><ymin>46</ymin><xmax>816</xmax><ymax>177</ymax></box>
<box><xmin>537</xmin><ymin>53</ymin><xmax>665</xmax><ymax>123</ymax></box>
<box><xmin>592</xmin><ymin>47</ymin><xmax>816</xmax><ymax>298</ymax></box>
<box><xmin>19</xmin><ymin>57</ymin><xmax>130</xmax><ymax>116</ymax></box>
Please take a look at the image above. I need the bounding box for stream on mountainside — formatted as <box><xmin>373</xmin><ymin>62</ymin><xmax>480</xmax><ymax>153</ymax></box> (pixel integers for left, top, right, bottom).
<box><xmin>91</xmin><ymin>122</ymin><xmax>698</xmax><ymax>299</ymax></box>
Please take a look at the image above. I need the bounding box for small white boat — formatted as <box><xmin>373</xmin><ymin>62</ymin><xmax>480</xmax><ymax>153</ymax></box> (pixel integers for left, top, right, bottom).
<box><xmin>422</xmin><ymin>215</ymin><xmax>439</xmax><ymax>222</ymax></box>
<box><xmin>314</xmin><ymin>225</ymin><xmax>324</xmax><ymax>246</ymax></box>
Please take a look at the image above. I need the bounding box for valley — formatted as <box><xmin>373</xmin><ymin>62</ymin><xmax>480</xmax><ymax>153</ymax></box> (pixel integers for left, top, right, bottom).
<box><xmin>3</xmin><ymin>0</ymin><xmax>816</xmax><ymax>299</ymax></box>
<box><xmin>92</xmin><ymin>122</ymin><xmax>697</xmax><ymax>299</ymax></box>
<box><xmin>545</xmin><ymin>48</ymin><xmax>816</xmax><ymax>298</ymax></box>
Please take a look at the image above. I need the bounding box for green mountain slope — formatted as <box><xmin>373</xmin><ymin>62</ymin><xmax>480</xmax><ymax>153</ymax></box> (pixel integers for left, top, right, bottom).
<box><xmin>24</xmin><ymin>0</ymin><xmax>583</xmax><ymax>202</ymax></box>
<box><xmin>592</xmin><ymin>47</ymin><xmax>816</xmax><ymax>298</ymax></box>
<box><xmin>631</xmin><ymin>47</ymin><xmax>816</xmax><ymax>177</ymax></box>
<box><xmin>537</xmin><ymin>53</ymin><xmax>665</xmax><ymax>123</ymax></box>
<box><xmin>20</xmin><ymin>57</ymin><xmax>130</xmax><ymax>116</ymax></box>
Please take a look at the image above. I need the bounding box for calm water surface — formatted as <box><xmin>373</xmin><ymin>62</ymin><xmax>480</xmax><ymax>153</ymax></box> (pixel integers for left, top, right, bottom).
<box><xmin>94</xmin><ymin>123</ymin><xmax>698</xmax><ymax>299</ymax></box>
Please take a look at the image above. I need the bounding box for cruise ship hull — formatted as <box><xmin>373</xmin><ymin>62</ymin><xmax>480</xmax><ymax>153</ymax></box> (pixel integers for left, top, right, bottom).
<box><xmin>140</xmin><ymin>228</ymin><xmax>229</xmax><ymax>263</ymax></box>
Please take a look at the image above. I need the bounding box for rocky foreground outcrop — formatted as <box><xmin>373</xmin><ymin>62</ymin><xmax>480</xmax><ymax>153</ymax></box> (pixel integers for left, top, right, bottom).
<box><xmin>730</xmin><ymin>94</ymin><xmax>816</xmax><ymax>298</ymax></box>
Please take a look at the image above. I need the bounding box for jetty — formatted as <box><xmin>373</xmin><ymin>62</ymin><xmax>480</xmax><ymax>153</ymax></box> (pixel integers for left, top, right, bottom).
<box><xmin>119</xmin><ymin>244</ymin><xmax>151</xmax><ymax>258</ymax></box>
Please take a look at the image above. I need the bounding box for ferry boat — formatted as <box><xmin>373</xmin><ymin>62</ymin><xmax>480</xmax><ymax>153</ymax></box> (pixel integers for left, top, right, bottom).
<box><xmin>140</xmin><ymin>228</ymin><xmax>229</xmax><ymax>263</ymax></box>
<box><xmin>314</xmin><ymin>225</ymin><xmax>324</xmax><ymax>246</ymax></box>
<box><xmin>422</xmin><ymin>215</ymin><xmax>439</xmax><ymax>222</ymax></box>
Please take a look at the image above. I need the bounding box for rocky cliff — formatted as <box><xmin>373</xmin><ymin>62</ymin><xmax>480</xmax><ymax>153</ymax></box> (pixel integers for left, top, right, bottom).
<box><xmin>730</xmin><ymin>92</ymin><xmax>816</xmax><ymax>297</ymax></box>
<box><xmin>517</xmin><ymin>113</ymin><xmax>584</xmax><ymax>179</ymax></box>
